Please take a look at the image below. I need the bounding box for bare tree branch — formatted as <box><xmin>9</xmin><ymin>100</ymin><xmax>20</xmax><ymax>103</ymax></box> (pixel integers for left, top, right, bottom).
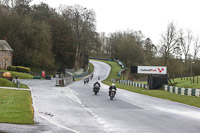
<box><xmin>193</xmin><ymin>36</ymin><xmax>200</xmax><ymax>60</ymax></box>
<box><xmin>160</xmin><ymin>22</ymin><xmax>179</xmax><ymax>65</ymax></box>
<box><xmin>179</xmin><ymin>29</ymin><xmax>192</xmax><ymax>61</ymax></box>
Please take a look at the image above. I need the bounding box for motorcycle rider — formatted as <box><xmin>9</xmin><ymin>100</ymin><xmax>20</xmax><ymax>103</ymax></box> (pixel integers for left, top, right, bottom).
<box><xmin>84</xmin><ymin>78</ymin><xmax>87</xmax><ymax>84</ymax></box>
<box><xmin>90</xmin><ymin>73</ymin><xmax>93</xmax><ymax>80</ymax></box>
<box><xmin>86</xmin><ymin>77</ymin><xmax>90</xmax><ymax>83</ymax></box>
<box><xmin>109</xmin><ymin>83</ymin><xmax>117</xmax><ymax>96</ymax></box>
<box><xmin>93</xmin><ymin>81</ymin><xmax>101</xmax><ymax>92</ymax></box>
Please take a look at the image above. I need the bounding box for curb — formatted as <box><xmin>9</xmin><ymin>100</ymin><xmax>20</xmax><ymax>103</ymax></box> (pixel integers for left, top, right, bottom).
<box><xmin>164</xmin><ymin>85</ymin><xmax>200</xmax><ymax>97</ymax></box>
<box><xmin>118</xmin><ymin>79</ymin><xmax>147</xmax><ymax>89</ymax></box>
<box><xmin>0</xmin><ymin>87</ymin><xmax>30</xmax><ymax>91</ymax></box>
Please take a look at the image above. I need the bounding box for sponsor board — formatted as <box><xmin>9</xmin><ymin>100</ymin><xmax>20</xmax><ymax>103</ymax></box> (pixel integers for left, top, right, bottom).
<box><xmin>137</xmin><ymin>66</ymin><xmax>167</xmax><ymax>74</ymax></box>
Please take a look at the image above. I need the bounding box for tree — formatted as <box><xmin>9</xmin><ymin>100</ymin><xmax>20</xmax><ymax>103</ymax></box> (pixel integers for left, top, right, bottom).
<box><xmin>61</xmin><ymin>5</ymin><xmax>96</xmax><ymax>70</ymax></box>
<box><xmin>32</xmin><ymin>2</ymin><xmax>57</xmax><ymax>21</ymax></box>
<box><xmin>193</xmin><ymin>36</ymin><xmax>200</xmax><ymax>60</ymax></box>
<box><xmin>0</xmin><ymin>2</ymin><xmax>55</xmax><ymax>71</ymax></box>
<box><xmin>179</xmin><ymin>29</ymin><xmax>192</xmax><ymax>61</ymax></box>
<box><xmin>13</xmin><ymin>0</ymin><xmax>32</xmax><ymax>15</ymax></box>
<box><xmin>160</xmin><ymin>22</ymin><xmax>179</xmax><ymax>65</ymax></box>
<box><xmin>49</xmin><ymin>17</ymin><xmax>75</xmax><ymax>70</ymax></box>
<box><xmin>105</xmin><ymin>31</ymin><xmax>146</xmax><ymax>67</ymax></box>
<box><xmin>143</xmin><ymin>38</ymin><xmax>157</xmax><ymax>65</ymax></box>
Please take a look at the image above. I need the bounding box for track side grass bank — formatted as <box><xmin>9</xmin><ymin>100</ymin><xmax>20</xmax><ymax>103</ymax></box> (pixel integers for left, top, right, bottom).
<box><xmin>0</xmin><ymin>89</ymin><xmax>34</xmax><ymax>124</ymax></box>
<box><xmin>0</xmin><ymin>77</ymin><xmax>29</xmax><ymax>89</ymax></box>
<box><xmin>0</xmin><ymin>70</ymin><xmax>33</xmax><ymax>79</ymax></box>
<box><xmin>173</xmin><ymin>77</ymin><xmax>200</xmax><ymax>89</ymax></box>
<box><xmin>94</xmin><ymin>59</ymin><xmax>200</xmax><ymax>108</ymax></box>
<box><xmin>88</xmin><ymin>62</ymin><xmax>94</xmax><ymax>75</ymax></box>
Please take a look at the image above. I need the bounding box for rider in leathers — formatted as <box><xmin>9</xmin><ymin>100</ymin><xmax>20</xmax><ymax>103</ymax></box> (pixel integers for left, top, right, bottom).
<box><xmin>93</xmin><ymin>81</ymin><xmax>101</xmax><ymax>92</ymax></box>
<box><xmin>109</xmin><ymin>83</ymin><xmax>117</xmax><ymax>96</ymax></box>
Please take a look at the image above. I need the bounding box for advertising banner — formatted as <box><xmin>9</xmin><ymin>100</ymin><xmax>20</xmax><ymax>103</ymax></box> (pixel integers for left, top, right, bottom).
<box><xmin>137</xmin><ymin>66</ymin><xmax>167</xmax><ymax>74</ymax></box>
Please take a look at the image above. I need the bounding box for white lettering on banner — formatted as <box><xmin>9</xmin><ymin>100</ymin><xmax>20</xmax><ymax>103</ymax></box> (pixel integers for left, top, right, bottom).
<box><xmin>137</xmin><ymin>66</ymin><xmax>167</xmax><ymax>74</ymax></box>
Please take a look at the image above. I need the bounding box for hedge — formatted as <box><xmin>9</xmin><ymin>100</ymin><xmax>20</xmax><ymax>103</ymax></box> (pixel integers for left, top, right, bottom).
<box><xmin>7</xmin><ymin>66</ymin><xmax>31</xmax><ymax>73</ymax></box>
<box><xmin>7</xmin><ymin>66</ymin><xmax>16</xmax><ymax>71</ymax></box>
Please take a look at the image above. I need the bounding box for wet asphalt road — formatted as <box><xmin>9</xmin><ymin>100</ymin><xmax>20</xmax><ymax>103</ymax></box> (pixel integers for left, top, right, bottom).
<box><xmin>1</xmin><ymin>60</ymin><xmax>200</xmax><ymax>133</ymax></box>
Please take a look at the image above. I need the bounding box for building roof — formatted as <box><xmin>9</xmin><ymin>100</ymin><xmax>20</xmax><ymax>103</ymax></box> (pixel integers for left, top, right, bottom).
<box><xmin>0</xmin><ymin>40</ymin><xmax>13</xmax><ymax>51</ymax></box>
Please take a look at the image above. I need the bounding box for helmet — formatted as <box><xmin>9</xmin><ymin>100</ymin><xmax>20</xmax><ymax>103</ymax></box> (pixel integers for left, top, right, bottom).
<box><xmin>112</xmin><ymin>83</ymin><xmax>115</xmax><ymax>86</ymax></box>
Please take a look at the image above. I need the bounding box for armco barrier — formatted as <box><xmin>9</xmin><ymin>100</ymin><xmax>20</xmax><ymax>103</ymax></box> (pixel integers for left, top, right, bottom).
<box><xmin>89</xmin><ymin>57</ymin><xmax>112</xmax><ymax>61</ymax></box>
<box><xmin>73</xmin><ymin>70</ymin><xmax>88</xmax><ymax>78</ymax></box>
<box><xmin>73</xmin><ymin>66</ymin><xmax>89</xmax><ymax>78</ymax></box>
<box><xmin>118</xmin><ymin>79</ymin><xmax>148</xmax><ymax>89</ymax></box>
<box><xmin>89</xmin><ymin>57</ymin><xmax>125</xmax><ymax>69</ymax></box>
<box><xmin>164</xmin><ymin>85</ymin><xmax>200</xmax><ymax>97</ymax></box>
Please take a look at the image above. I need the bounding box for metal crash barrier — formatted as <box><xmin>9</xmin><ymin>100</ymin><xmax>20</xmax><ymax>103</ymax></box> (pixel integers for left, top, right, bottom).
<box><xmin>56</xmin><ymin>73</ymin><xmax>73</xmax><ymax>87</ymax></box>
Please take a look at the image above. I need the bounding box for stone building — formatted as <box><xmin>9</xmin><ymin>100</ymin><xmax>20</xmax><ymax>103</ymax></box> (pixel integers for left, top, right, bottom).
<box><xmin>0</xmin><ymin>40</ymin><xmax>13</xmax><ymax>69</ymax></box>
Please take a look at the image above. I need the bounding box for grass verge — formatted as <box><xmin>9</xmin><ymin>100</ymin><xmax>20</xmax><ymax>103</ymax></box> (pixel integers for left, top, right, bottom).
<box><xmin>88</xmin><ymin>62</ymin><xmax>94</xmax><ymax>75</ymax></box>
<box><xmin>0</xmin><ymin>78</ymin><xmax>29</xmax><ymax>89</ymax></box>
<box><xmin>0</xmin><ymin>70</ymin><xmax>33</xmax><ymax>79</ymax></box>
<box><xmin>0</xmin><ymin>88</ymin><xmax>34</xmax><ymax>124</ymax></box>
<box><xmin>173</xmin><ymin>77</ymin><xmax>200</xmax><ymax>89</ymax></box>
<box><xmin>94</xmin><ymin>59</ymin><xmax>200</xmax><ymax>108</ymax></box>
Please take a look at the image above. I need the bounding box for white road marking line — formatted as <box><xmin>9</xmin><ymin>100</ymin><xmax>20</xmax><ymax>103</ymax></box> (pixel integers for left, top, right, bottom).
<box><xmin>60</xmin><ymin>85</ymin><xmax>111</xmax><ymax>133</ymax></box>
<box><xmin>63</xmin><ymin>87</ymin><xmax>82</xmax><ymax>104</ymax></box>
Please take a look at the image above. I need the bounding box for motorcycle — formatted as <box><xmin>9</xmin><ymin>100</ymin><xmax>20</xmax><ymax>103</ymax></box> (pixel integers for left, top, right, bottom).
<box><xmin>110</xmin><ymin>89</ymin><xmax>116</xmax><ymax>100</ymax></box>
<box><xmin>84</xmin><ymin>79</ymin><xmax>87</xmax><ymax>84</ymax></box>
<box><xmin>93</xmin><ymin>86</ymin><xmax>100</xmax><ymax>95</ymax></box>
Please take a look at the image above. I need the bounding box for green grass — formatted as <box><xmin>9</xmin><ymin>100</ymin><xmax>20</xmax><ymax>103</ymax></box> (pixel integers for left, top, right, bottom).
<box><xmin>0</xmin><ymin>88</ymin><xmax>34</xmax><ymax>124</ymax></box>
<box><xmin>137</xmin><ymin>81</ymin><xmax>147</xmax><ymax>84</ymax></box>
<box><xmin>173</xmin><ymin>77</ymin><xmax>200</xmax><ymax>89</ymax></box>
<box><xmin>0</xmin><ymin>70</ymin><xmax>33</xmax><ymax>79</ymax></box>
<box><xmin>0</xmin><ymin>78</ymin><xmax>29</xmax><ymax>89</ymax></box>
<box><xmin>88</xmin><ymin>63</ymin><xmax>94</xmax><ymax>75</ymax></box>
<box><xmin>94</xmin><ymin>59</ymin><xmax>200</xmax><ymax>108</ymax></box>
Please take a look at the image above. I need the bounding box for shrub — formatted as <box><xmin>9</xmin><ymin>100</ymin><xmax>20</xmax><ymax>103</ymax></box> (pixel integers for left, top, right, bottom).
<box><xmin>16</xmin><ymin>66</ymin><xmax>31</xmax><ymax>73</ymax></box>
<box><xmin>7</xmin><ymin>66</ymin><xmax>17</xmax><ymax>71</ymax></box>
<box><xmin>8</xmin><ymin>66</ymin><xmax>31</xmax><ymax>73</ymax></box>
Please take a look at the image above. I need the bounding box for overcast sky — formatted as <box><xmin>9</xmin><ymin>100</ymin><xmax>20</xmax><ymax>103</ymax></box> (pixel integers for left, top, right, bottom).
<box><xmin>32</xmin><ymin>0</ymin><xmax>200</xmax><ymax>45</ymax></box>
